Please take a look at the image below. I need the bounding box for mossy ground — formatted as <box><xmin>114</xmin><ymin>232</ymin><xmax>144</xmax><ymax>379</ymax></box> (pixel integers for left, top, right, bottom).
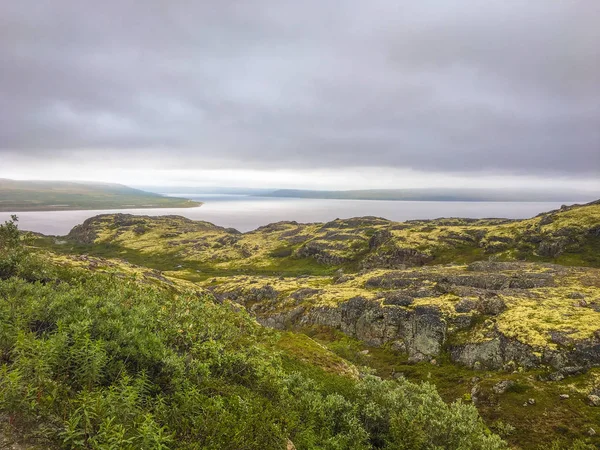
<box><xmin>34</xmin><ymin>200</ymin><xmax>600</xmax><ymax>281</ymax></box>
<box><xmin>202</xmin><ymin>263</ymin><xmax>600</xmax><ymax>349</ymax></box>
<box><xmin>18</xmin><ymin>200</ymin><xmax>600</xmax><ymax>449</ymax></box>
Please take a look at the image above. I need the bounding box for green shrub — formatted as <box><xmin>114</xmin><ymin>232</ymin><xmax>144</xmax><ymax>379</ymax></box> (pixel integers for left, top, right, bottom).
<box><xmin>0</xmin><ymin>231</ymin><xmax>507</xmax><ymax>449</ymax></box>
<box><xmin>0</xmin><ymin>215</ymin><xmax>24</xmax><ymax>279</ymax></box>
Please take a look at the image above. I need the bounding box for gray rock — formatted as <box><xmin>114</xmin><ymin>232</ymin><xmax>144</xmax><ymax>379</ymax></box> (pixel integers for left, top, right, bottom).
<box><xmin>588</xmin><ymin>394</ymin><xmax>600</xmax><ymax>406</ymax></box>
<box><xmin>290</xmin><ymin>288</ymin><xmax>321</xmax><ymax>301</ymax></box>
<box><xmin>454</xmin><ymin>298</ymin><xmax>478</xmax><ymax>313</ymax></box>
<box><xmin>391</xmin><ymin>340</ymin><xmax>407</xmax><ymax>353</ymax></box>
<box><xmin>296</xmin><ymin>241</ymin><xmax>346</xmax><ymax>265</ymax></box>
<box><xmin>548</xmin><ymin>331</ymin><xmax>575</xmax><ymax>347</ymax></box>
<box><xmin>477</xmin><ymin>295</ymin><xmax>507</xmax><ymax>316</ymax></box>
<box><xmin>492</xmin><ymin>380</ymin><xmax>515</xmax><ymax>395</ymax></box>
<box><xmin>450</xmin><ymin>332</ymin><xmax>540</xmax><ymax>370</ymax></box>
<box><xmin>407</xmin><ymin>352</ymin><xmax>428</xmax><ymax>364</ymax></box>
<box><xmin>547</xmin><ymin>371</ymin><xmax>565</xmax><ymax>382</ymax></box>
<box><xmin>537</xmin><ymin>240</ymin><xmax>566</xmax><ymax>258</ymax></box>
<box><xmin>368</xmin><ymin>229</ymin><xmax>393</xmax><ymax>249</ymax></box>
<box><xmin>382</xmin><ymin>291</ymin><xmax>414</xmax><ymax>307</ymax></box>
<box><xmin>361</xmin><ymin>246</ymin><xmax>432</xmax><ymax>269</ymax></box>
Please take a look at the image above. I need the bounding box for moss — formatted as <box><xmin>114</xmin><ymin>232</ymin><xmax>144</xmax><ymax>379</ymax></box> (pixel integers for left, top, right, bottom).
<box><xmin>411</xmin><ymin>293</ymin><xmax>461</xmax><ymax>314</ymax></box>
<box><xmin>274</xmin><ymin>331</ymin><xmax>359</xmax><ymax>378</ymax></box>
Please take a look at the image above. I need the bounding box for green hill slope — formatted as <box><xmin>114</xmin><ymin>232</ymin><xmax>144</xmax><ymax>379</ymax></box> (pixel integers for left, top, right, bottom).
<box><xmin>0</xmin><ymin>218</ymin><xmax>506</xmax><ymax>450</ymax></box>
<box><xmin>0</xmin><ymin>179</ymin><xmax>201</xmax><ymax>211</ymax></box>
<box><xmin>52</xmin><ymin>199</ymin><xmax>600</xmax><ymax>281</ymax></box>
<box><xmin>27</xmin><ymin>200</ymin><xmax>600</xmax><ymax>448</ymax></box>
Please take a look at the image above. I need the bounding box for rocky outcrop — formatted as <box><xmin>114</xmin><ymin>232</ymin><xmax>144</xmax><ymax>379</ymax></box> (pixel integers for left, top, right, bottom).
<box><xmin>295</xmin><ymin>241</ymin><xmax>347</xmax><ymax>265</ymax></box>
<box><xmin>449</xmin><ymin>332</ymin><xmax>541</xmax><ymax>370</ymax></box>
<box><xmin>249</xmin><ymin>295</ymin><xmax>448</xmax><ymax>359</ymax></box>
<box><xmin>368</xmin><ymin>229</ymin><xmax>393</xmax><ymax>249</ymax></box>
<box><xmin>67</xmin><ymin>218</ymin><xmax>100</xmax><ymax>244</ymax></box>
<box><xmin>230</xmin><ymin>280</ymin><xmax>600</xmax><ymax>376</ymax></box>
<box><xmin>361</xmin><ymin>246</ymin><xmax>432</xmax><ymax>269</ymax></box>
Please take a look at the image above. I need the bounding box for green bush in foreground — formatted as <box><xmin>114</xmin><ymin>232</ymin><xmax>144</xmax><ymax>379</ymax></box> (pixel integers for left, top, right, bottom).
<box><xmin>0</xmin><ymin>219</ymin><xmax>506</xmax><ymax>449</ymax></box>
<box><xmin>0</xmin><ymin>274</ymin><xmax>506</xmax><ymax>449</ymax></box>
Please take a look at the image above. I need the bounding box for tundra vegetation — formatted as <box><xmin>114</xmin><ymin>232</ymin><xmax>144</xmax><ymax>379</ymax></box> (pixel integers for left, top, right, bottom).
<box><xmin>2</xmin><ymin>200</ymin><xmax>600</xmax><ymax>449</ymax></box>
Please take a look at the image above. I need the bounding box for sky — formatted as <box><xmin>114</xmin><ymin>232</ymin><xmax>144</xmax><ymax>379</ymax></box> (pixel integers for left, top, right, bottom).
<box><xmin>1</xmin><ymin>0</ymin><xmax>599</xmax><ymax>191</ymax></box>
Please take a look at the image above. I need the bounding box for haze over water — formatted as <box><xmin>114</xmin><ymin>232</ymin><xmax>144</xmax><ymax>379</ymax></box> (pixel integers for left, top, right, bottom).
<box><xmin>0</xmin><ymin>194</ymin><xmax>580</xmax><ymax>236</ymax></box>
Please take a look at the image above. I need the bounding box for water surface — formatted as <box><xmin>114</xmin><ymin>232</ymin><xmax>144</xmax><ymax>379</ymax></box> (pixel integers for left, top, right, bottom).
<box><xmin>0</xmin><ymin>195</ymin><xmax>577</xmax><ymax>236</ymax></box>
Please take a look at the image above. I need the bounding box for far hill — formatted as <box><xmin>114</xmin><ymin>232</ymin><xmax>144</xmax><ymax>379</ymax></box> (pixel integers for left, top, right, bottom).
<box><xmin>0</xmin><ymin>179</ymin><xmax>201</xmax><ymax>212</ymax></box>
<box><xmin>263</xmin><ymin>188</ymin><xmax>598</xmax><ymax>202</ymax></box>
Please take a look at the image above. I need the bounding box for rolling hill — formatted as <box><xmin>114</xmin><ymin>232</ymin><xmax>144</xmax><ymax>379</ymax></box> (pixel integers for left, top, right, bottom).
<box><xmin>0</xmin><ymin>179</ymin><xmax>201</xmax><ymax>211</ymax></box>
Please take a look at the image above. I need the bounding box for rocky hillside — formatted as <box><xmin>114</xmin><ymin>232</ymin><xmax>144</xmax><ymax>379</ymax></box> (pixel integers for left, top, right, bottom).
<box><xmin>29</xmin><ymin>200</ymin><xmax>600</xmax><ymax>448</ymax></box>
<box><xmin>63</xmin><ymin>200</ymin><xmax>600</xmax><ymax>277</ymax></box>
<box><xmin>207</xmin><ymin>262</ymin><xmax>600</xmax><ymax>376</ymax></box>
<box><xmin>53</xmin><ymin>202</ymin><xmax>600</xmax><ymax>377</ymax></box>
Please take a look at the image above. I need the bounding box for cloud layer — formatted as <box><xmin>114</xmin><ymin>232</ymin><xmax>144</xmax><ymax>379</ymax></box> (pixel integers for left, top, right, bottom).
<box><xmin>1</xmin><ymin>1</ymin><xmax>599</xmax><ymax>179</ymax></box>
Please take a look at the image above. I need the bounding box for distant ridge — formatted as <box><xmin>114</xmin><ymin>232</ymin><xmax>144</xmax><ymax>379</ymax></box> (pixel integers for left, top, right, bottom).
<box><xmin>0</xmin><ymin>179</ymin><xmax>201</xmax><ymax>212</ymax></box>
<box><xmin>260</xmin><ymin>188</ymin><xmax>598</xmax><ymax>202</ymax></box>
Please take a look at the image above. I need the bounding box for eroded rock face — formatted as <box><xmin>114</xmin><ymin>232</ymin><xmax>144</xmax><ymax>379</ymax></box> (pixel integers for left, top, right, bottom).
<box><xmin>361</xmin><ymin>246</ymin><xmax>432</xmax><ymax>269</ymax></box>
<box><xmin>210</xmin><ymin>260</ymin><xmax>600</xmax><ymax>376</ymax></box>
<box><xmin>254</xmin><ymin>295</ymin><xmax>449</xmax><ymax>358</ymax></box>
<box><xmin>296</xmin><ymin>241</ymin><xmax>347</xmax><ymax>265</ymax></box>
<box><xmin>67</xmin><ymin>217</ymin><xmax>100</xmax><ymax>244</ymax></box>
<box><xmin>450</xmin><ymin>333</ymin><xmax>541</xmax><ymax>370</ymax></box>
<box><xmin>368</xmin><ymin>229</ymin><xmax>393</xmax><ymax>249</ymax></box>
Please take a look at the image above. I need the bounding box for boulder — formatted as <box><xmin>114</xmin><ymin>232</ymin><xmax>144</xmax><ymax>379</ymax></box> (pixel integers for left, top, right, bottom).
<box><xmin>588</xmin><ymin>394</ymin><xmax>600</xmax><ymax>407</ymax></box>
<box><xmin>477</xmin><ymin>295</ymin><xmax>507</xmax><ymax>316</ymax></box>
<box><xmin>368</xmin><ymin>229</ymin><xmax>393</xmax><ymax>249</ymax></box>
<box><xmin>361</xmin><ymin>246</ymin><xmax>432</xmax><ymax>269</ymax></box>
<box><xmin>382</xmin><ymin>291</ymin><xmax>414</xmax><ymax>307</ymax></box>
<box><xmin>492</xmin><ymin>380</ymin><xmax>515</xmax><ymax>395</ymax></box>
<box><xmin>454</xmin><ymin>298</ymin><xmax>478</xmax><ymax>313</ymax></box>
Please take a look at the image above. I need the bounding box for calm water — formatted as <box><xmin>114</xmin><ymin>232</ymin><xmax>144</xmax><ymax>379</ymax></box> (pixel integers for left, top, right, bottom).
<box><xmin>0</xmin><ymin>194</ymin><xmax>577</xmax><ymax>236</ymax></box>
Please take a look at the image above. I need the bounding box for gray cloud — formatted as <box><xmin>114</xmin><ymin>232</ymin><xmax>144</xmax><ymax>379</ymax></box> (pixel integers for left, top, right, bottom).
<box><xmin>1</xmin><ymin>0</ymin><xmax>599</xmax><ymax>176</ymax></box>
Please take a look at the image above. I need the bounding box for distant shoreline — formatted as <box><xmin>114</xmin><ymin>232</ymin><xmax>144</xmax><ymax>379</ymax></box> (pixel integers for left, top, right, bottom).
<box><xmin>0</xmin><ymin>178</ymin><xmax>203</xmax><ymax>212</ymax></box>
<box><xmin>0</xmin><ymin>203</ymin><xmax>203</xmax><ymax>213</ymax></box>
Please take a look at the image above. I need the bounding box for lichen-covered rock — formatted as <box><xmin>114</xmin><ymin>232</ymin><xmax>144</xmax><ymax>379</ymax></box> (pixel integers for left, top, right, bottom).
<box><xmin>450</xmin><ymin>332</ymin><xmax>540</xmax><ymax>370</ymax></box>
<box><xmin>296</xmin><ymin>241</ymin><xmax>346</xmax><ymax>265</ymax></box>
<box><xmin>361</xmin><ymin>246</ymin><xmax>432</xmax><ymax>269</ymax></box>
<box><xmin>364</xmin><ymin>272</ymin><xmax>419</xmax><ymax>289</ymax></box>
<box><xmin>476</xmin><ymin>295</ymin><xmax>507</xmax><ymax>316</ymax></box>
<box><xmin>381</xmin><ymin>291</ymin><xmax>414</xmax><ymax>307</ymax></box>
<box><xmin>455</xmin><ymin>298</ymin><xmax>478</xmax><ymax>313</ymax></box>
<box><xmin>588</xmin><ymin>395</ymin><xmax>600</xmax><ymax>407</ymax></box>
<box><xmin>368</xmin><ymin>229</ymin><xmax>393</xmax><ymax>249</ymax></box>
<box><xmin>492</xmin><ymin>380</ymin><xmax>515</xmax><ymax>394</ymax></box>
<box><xmin>537</xmin><ymin>240</ymin><xmax>566</xmax><ymax>258</ymax></box>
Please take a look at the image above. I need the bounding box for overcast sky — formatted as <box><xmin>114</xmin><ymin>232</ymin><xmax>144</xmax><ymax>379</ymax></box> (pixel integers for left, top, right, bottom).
<box><xmin>1</xmin><ymin>1</ymin><xmax>599</xmax><ymax>190</ymax></box>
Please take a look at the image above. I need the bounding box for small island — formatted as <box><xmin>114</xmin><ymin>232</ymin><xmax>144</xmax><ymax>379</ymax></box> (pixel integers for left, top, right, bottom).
<box><xmin>0</xmin><ymin>178</ymin><xmax>201</xmax><ymax>211</ymax></box>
